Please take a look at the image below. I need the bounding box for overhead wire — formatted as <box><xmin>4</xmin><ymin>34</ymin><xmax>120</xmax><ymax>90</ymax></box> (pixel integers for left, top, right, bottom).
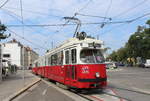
<box><xmin>6</xmin><ymin>12</ymin><xmax>150</xmax><ymax>27</ymax></box>
<box><xmin>75</xmin><ymin>13</ymin><xmax>112</xmax><ymax>20</ymax></box>
<box><xmin>6</xmin><ymin>28</ymin><xmax>47</xmax><ymax>50</ymax></box>
<box><xmin>103</xmin><ymin>0</ymin><xmax>112</xmax><ymax>21</ymax></box>
<box><xmin>3</xmin><ymin>7</ymin><xmax>62</xmax><ymax>18</ymax></box>
<box><xmin>54</xmin><ymin>0</ymin><xmax>93</xmax><ymax>35</ymax></box>
<box><xmin>100</xmin><ymin>0</ymin><xmax>112</xmax><ymax>28</ymax></box>
<box><xmin>113</xmin><ymin>0</ymin><xmax>148</xmax><ymax>18</ymax></box>
<box><xmin>0</xmin><ymin>3</ymin><xmax>49</xmax><ymax>50</ymax></box>
<box><xmin>77</xmin><ymin>0</ymin><xmax>93</xmax><ymax>13</ymax></box>
<box><xmin>0</xmin><ymin>0</ymin><xmax>10</xmax><ymax>8</ymax></box>
<box><xmin>1</xmin><ymin>8</ymin><xmax>22</xmax><ymax>20</ymax></box>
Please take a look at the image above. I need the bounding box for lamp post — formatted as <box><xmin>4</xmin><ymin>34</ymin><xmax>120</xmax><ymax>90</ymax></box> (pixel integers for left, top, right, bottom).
<box><xmin>0</xmin><ymin>22</ymin><xmax>10</xmax><ymax>82</ymax></box>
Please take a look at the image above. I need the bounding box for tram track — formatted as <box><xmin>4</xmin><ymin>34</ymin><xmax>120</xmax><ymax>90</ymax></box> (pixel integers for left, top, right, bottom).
<box><xmin>69</xmin><ymin>89</ymin><xmax>104</xmax><ymax>101</ymax></box>
<box><xmin>11</xmin><ymin>74</ymin><xmax>126</xmax><ymax>101</ymax></box>
<box><xmin>37</xmin><ymin>76</ymin><xmax>126</xmax><ymax>101</ymax></box>
<box><xmin>40</xmin><ymin>76</ymin><xmax>105</xmax><ymax>101</ymax></box>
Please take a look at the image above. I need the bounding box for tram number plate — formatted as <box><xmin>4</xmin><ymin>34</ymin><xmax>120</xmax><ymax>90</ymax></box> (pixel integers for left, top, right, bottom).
<box><xmin>82</xmin><ymin>66</ymin><xmax>89</xmax><ymax>74</ymax></box>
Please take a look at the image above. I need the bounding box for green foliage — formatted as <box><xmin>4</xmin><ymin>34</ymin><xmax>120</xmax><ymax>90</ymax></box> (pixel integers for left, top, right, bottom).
<box><xmin>109</xmin><ymin>19</ymin><xmax>150</xmax><ymax>62</ymax></box>
<box><xmin>146</xmin><ymin>20</ymin><xmax>150</xmax><ymax>26</ymax></box>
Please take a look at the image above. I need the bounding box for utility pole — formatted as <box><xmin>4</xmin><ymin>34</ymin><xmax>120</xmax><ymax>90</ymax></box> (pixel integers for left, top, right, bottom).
<box><xmin>0</xmin><ymin>22</ymin><xmax>10</xmax><ymax>83</ymax></box>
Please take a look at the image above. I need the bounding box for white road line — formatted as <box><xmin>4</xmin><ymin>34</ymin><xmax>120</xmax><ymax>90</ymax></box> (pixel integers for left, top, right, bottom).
<box><xmin>132</xmin><ymin>87</ymin><xmax>150</xmax><ymax>94</ymax></box>
<box><xmin>41</xmin><ymin>79</ymin><xmax>88</xmax><ymax>101</ymax></box>
<box><xmin>42</xmin><ymin>89</ymin><xmax>48</xmax><ymax>95</ymax></box>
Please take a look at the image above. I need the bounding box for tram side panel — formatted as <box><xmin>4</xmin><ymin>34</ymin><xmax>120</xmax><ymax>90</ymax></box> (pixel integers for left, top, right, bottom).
<box><xmin>64</xmin><ymin>65</ymin><xmax>77</xmax><ymax>87</ymax></box>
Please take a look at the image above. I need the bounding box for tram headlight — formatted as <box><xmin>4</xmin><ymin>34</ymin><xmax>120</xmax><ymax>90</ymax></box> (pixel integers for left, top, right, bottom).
<box><xmin>95</xmin><ymin>72</ymin><xmax>100</xmax><ymax>78</ymax></box>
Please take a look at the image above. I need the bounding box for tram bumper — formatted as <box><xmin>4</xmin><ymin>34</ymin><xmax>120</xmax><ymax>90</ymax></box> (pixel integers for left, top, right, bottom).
<box><xmin>77</xmin><ymin>77</ymin><xmax>107</xmax><ymax>88</ymax></box>
<box><xmin>78</xmin><ymin>78</ymin><xmax>107</xmax><ymax>82</ymax></box>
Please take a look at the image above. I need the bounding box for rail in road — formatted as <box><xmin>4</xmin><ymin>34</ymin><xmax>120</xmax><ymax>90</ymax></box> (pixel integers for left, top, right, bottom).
<box><xmin>10</xmin><ymin>75</ymin><xmax>127</xmax><ymax>101</ymax></box>
<box><xmin>70</xmin><ymin>87</ymin><xmax>127</xmax><ymax>101</ymax></box>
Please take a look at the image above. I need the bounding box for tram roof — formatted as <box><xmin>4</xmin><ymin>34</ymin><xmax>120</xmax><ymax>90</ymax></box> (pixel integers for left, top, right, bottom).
<box><xmin>45</xmin><ymin>37</ymin><xmax>104</xmax><ymax>55</ymax></box>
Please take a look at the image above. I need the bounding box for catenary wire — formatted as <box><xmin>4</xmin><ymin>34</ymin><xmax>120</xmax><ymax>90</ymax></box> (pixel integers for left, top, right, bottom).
<box><xmin>0</xmin><ymin>7</ymin><xmax>49</xmax><ymax>50</ymax></box>
<box><xmin>77</xmin><ymin>0</ymin><xmax>93</xmax><ymax>13</ymax></box>
<box><xmin>75</xmin><ymin>13</ymin><xmax>112</xmax><ymax>20</ymax></box>
<box><xmin>103</xmin><ymin>0</ymin><xmax>112</xmax><ymax>21</ymax></box>
<box><xmin>7</xmin><ymin>28</ymin><xmax>48</xmax><ymax>50</ymax></box>
<box><xmin>0</xmin><ymin>7</ymin><xmax>58</xmax><ymax>48</ymax></box>
<box><xmin>6</xmin><ymin>12</ymin><xmax>150</xmax><ymax>27</ymax></box>
<box><xmin>3</xmin><ymin>7</ymin><xmax>62</xmax><ymax>18</ymax></box>
<box><xmin>0</xmin><ymin>0</ymin><xmax>10</xmax><ymax>8</ymax></box>
<box><xmin>113</xmin><ymin>0</ymin><xmax>148</xmax><ymax>18</ymax></box>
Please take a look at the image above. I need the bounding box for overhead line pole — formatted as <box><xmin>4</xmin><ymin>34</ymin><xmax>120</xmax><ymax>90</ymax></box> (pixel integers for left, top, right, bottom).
<box><xmin>19</xmin><ymin>0</ymin><xmax>25</xmax><ymax>87</ymax></box>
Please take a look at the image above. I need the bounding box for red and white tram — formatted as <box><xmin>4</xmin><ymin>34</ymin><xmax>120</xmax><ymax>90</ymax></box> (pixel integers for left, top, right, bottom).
<box><xmin>32</xmin><ymin>32</ymin><xmax>107</xmax><ymax>89</ymax></box>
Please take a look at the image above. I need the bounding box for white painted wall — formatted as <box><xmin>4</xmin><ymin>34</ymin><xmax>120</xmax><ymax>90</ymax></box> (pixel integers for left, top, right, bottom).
<box><xmin>2</xmin><ymin>43</ymin><xmax>21</xmax><ymax>67</ymax></box>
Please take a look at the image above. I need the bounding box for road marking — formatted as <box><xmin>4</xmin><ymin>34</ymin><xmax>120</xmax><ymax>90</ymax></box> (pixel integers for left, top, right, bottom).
<box><xmin>89</xmin><ymin>95</ymin><xmax>104</xmax><ymax>101</ymax></box>
<box><xmin>132</xmin><ymin>87</ymin><xmax>150</xmax><ymax>95</ymax></box>
<box><xmin>41</xmin><ymin>79</ymin><xmax>88</xmax><ymax>101</ymax></box>
<box><xmin>42</xmin><ymin>89</ymin><xmax>48</xmax><ymax>95</ymax></box>
<box><xmin>107</xmin><ymin>69</ymin><xmax>123</xmax><ymax>72</ymax></box>
<box><xmin>109</xmin><ymin>88</ymin><xmax>124</xmax><ymax>101</ymax></box>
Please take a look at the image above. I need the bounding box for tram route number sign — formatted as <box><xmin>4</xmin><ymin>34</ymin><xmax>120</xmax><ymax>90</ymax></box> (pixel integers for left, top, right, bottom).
<box><xmin>81</xmin><ymin>66</ymin><xmax>89</xmax><ymax>74</ymax></box>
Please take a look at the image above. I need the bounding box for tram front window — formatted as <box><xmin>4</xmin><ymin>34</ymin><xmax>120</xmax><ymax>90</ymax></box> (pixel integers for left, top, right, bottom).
<box><xmin>80</xmin><ymin>49</ymin><xmax>104</xmax><ymax>64</ymax></box>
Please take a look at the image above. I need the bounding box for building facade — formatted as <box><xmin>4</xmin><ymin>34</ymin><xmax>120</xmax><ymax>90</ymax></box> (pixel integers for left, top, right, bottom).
<box><xmin>2</xmin><ymin>39</ymin><xmax>39</xmax><ymax>69</ymax></box>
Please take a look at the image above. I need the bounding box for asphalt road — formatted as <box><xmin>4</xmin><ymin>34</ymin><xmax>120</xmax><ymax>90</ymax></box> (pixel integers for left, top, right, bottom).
<box><xmin>13</xmin><ymin>67</ymin><xmax>150</xmax><ymax>101</ymax></box>
<box><xmin>13</xmin><ymin>81</ymin><xmax>75</xmax><ymax>101</ymax></box>
<box><xmin>107</xmin><ymin>67</ymin><xmax>150</xmax><ymax>101</ymax></box>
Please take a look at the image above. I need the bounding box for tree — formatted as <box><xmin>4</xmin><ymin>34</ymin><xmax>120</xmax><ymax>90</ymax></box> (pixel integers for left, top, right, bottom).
<box><xmin>146</xmin><ymin>20</ymin><xmax>150</xmax><ymax>27</ymax></box>
<box><xmin>0</xmin><ymin>22</ymin><xmax>10</xmax><ymax>39</ymax></box>
<box><xmin>108</xmin><ymin>51</ymin><xmax>117</xmax><ymax>61</ymax></box>
<box><xmin>0</xmin><ymin>23</ymin><xmax>6</xmax><ymax>33</ymax></box>
<box><xmin>109</xmin><ymin>19</ymin><xmax>150</xmax><ymax>63</ymax></box>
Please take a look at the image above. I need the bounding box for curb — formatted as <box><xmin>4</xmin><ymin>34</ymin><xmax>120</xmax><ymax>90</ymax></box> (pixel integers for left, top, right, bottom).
<box><xmin>4</xmin><ymin>78</ymin><xmax>41</xmax><ymax>101</ymax></box>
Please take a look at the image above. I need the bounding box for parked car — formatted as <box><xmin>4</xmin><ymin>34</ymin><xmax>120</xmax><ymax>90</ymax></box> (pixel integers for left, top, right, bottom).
<box><xmin>138</xmin><ymin>63</ymin><xmax>145</xmax><ymax>68</ymax></box>
<box><xmin>144</xmin><ymin>59</ymin><xmax>150</xmax><ymax>68</ymax></box>
<box><xmin>116</xmin><ymin>62</ymin><xmax>125</xmax><ymax>67</ymax></box>
<box><xmin>105</xmin><ymin>62</ymin><xmax>118</xmax><ymax>69</ymax></box>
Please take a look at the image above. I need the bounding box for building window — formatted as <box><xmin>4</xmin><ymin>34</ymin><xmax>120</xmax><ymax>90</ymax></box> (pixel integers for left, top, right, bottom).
<box><xmin>3</xmin><ymin>54</ymin><xmax>10</xmax><ymax>58</ymax></box>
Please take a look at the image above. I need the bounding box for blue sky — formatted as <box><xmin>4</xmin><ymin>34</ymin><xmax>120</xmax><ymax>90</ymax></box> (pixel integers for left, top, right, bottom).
<box><xmin>0</xmin><ymin>0</ymin><xmax>150</xmax><ymax>55</ymax></box>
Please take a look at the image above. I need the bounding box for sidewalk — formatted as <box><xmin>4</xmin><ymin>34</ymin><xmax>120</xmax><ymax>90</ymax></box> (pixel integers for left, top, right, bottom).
<box><xmin>0</xmin><ymin>70</ymin><xmax>38</xmax><ymax>101</ymax></box>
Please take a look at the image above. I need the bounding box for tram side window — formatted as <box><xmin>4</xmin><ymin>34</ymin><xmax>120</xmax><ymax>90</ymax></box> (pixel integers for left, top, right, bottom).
<box><xmin>35</xmin><ymin>62</ymin><xmax>38</xmax><ymax>67</ymax></box>
<box><xmin>65</xmin><ymin>51</ymin><xmax>69</xmax><ymax>64</ymax></box>
<box><xmin>48</xmin><ymin>57</ymin><xmax>51</xmax><ymax>66</ymax></box>
<box><xmin>57</xmin><ymin>51</ymin><xmax>63</xmax><ymax>65</ymax></box>
<box><xmin>51</xmin><ymin>54</ymin><xmax>57</xmax><ymax>66</ymax></box>
<box><xmin>71</xmin><ymin>49</ymin><xmax>76</xmax><ymax>64</ymax></box>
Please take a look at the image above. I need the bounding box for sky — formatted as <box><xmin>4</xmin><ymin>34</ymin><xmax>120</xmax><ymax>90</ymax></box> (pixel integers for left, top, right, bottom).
<box><xmin>0</xmin><ymin>0</ymin><xmax>150</xmax><ymax>56</ymax></box>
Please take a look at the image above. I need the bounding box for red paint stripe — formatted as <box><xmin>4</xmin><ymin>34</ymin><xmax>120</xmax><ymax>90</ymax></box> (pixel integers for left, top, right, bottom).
<box><xmin>109</xmin><ymin>88</ymin><xmax>124</xmax><ymax>101</ymax></box>
<box><xmin>90</xmin><ymin>95</ymin><xmax>104</xmax><ymax>101</ymax></box>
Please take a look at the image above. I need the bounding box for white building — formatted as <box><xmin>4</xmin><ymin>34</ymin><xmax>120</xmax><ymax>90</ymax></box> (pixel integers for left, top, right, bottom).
<box><xmin>2</xmin><ymin>39</ymin><xmax>39</xmax><ymax>69</ymax></box>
